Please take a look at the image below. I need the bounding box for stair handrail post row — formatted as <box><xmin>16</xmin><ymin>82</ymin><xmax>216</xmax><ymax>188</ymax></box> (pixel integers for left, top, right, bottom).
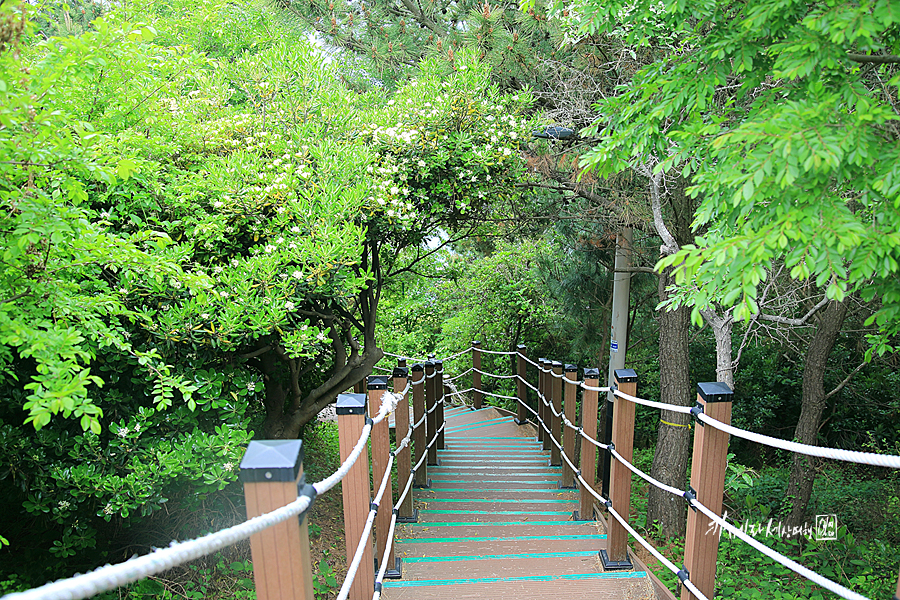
<box><xmin>601</xmin><ymin>369</ymin><xmax>638</xmax><ymax>570</ymax></box>
<box><xmin>515</xmin><ymin>345</ymin><xmax>528</xmax><ymax>425</ymax></box>
<box><xmin>682</xmin><ymin>382</ymin><xmax>734</xmax><ymax>600</ymax></box>
<box><xmin>472</xmin><ymin>341</ymin><xmax>483</xmax><ymax>410</ymax></box>
<box><xmin>538</xmin><ymin>359</ymin><xmax>548</xmax><ymax>447</ymax></box>
<box><xmin>411</xmin><ymin>364</ymin><xmax>429</xmax><ymax>488</ymax></box>
<box><xmin>240</xmin><ymin>440</ymin><xmax>314</xmax><ymax>600</ymax></box>
<box><xmin>561</xmin><ymin>364</ymin><xmax>579</xmax><ymax>488</ymax></box>
<box><xmin>550</xmin><ymin>361</ymin><xmax>563</xmax><ymax>466</ymax></box>
<box><xmin>367</xmin><ymin>376</ymin><xmax>397</xmax><ymax>578</ymax></box>
<box><xmin>435</xmin><ymin>360</ymin><xmax>446</xmax><ymax>449</ymax></box>
<box><xmin>424</xmin><ymin>360</ymin><xmax>439</xmax><ymax>466</ymax></box>
<box><xmin>577</xmin><ymin>368</ymin><xmax>601</xmax><ymax>521</ymax></box>
<box><xmin>336</xmin><ymin>394</ymin><xmax>374</xmax><ymax>600</ymax></box>
<box><xmin>393</xmin><ymin>362</ymin><xmax>416</xmax><ymax>521</ymax></box>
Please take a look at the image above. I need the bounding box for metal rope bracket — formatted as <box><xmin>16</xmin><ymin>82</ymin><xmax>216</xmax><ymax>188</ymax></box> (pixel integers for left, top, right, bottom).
<box><xmin>690</xmin><ymin>403</ymin><xmax>705</xmax><ymax>426</ymax></box>
<box><xmin>683</xmin><ymin>487</ymin><xmax>697</xmax><ymax>511</ymax></box>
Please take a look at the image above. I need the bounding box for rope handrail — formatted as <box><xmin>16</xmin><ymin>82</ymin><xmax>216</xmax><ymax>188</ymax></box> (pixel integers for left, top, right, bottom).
<box><xmin>613</xmin><ymin>389</ymin><xmax>693</xmax><ymax>414</ymax></box>
<box><xmin>382</xmin><ymin>350</ymin><xmax>429</xmax><ymax>363</ymax></box>
<box><xmin>580</xmin><ymin>382</ymin><xmax>609</xmax><ymax>393</ymax></box>
<box><xmin>479</xmin><ymin>389</ymin><xmax>520</xmax><ymax>402</ymax></box>
<box><xmin>477</xmin><ymin>348</ymin><xmax>516</xmax><ymax>356</ymax></box>
<box><xmin>695</xmin><ymin>412</ymin><xmax>900</xmax><ymax>469</ymax></box>
<box><xmin>444</xmin><ymin>367</ymin><xmax>472</xmax><ymax>383</ymax></box>
<box><xmin>520</xmin><ymin>354</ymin><xmax>541</xmax><ymax>369</ymax></box>
<box><xmin>437</xmin><ymin>348</ymin><xmax>470</xmax><ymax>362</ymax></box>
<box><xmin>336</xmin><ymin>451</ymin><xmax>394</xmax><ymax>600</ymax></box>
<box><xmin>692</xmin><ymin>499</ymin><xmax>869</xmax><ymax>600</ymax></box>
<box><xmin>573</xmin><ymin>471</ymin><xmax>709</xmax><ymax>600</ymax></box>
<box><xmin>4</xmin><ymin>391</ymin><xmax>401</xmax><ymax>600</ymax></box>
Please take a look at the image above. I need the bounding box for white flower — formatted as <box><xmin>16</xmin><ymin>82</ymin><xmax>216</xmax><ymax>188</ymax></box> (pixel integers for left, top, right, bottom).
<box><xmin>265</xmin><ymin>244</ymin><xmax>276</xmax><ymax>253</ymax></box>
<box><xmin>223</xmin><ymin>462</ymin><xmax>234</xmax><ymax>471</ymax></box>
<box><xmin>213</xmin><ymin>201</ymin><xmax>224</xmax><ymax>208</ymax></box>
<box><xmin>201</xmin><ymin>313</ymin><xmax>210</xmax><ymax>319</ymax></box>
<box><xmin>117</xmin><ymin>427</ymin><xmax>129</xmax><ymax>438</ymax></box>
<box><xmin>285</xmin><ymin>301</ymin><xmax>296</xmax><ymax>310</ymax></box>
<box><xmin>220</xmin><ymin>291</ymin><xmax>229</xmax><ymax>298</ymax></box>
<box><xmin>104</xmin><ymin>504</ymin><xmax>115</xmax><ymax>515</ymax></box>
<box><xmin>417</xmin><ymin>160</ymin><xmax>426</xmax><ymax>167</ymax></box>
<box><xmin>292</xmin><ymin>270</ymin><xmax>303</xmax><ymax>279</ymax></box>
<box><xmin>291</xmin><ymin>226</ymin><xmax>301</xmax><ymax>233</ymax></box>
<box><xmin>58</xmin><ymin>501</ymin><xmax>70</xmax><ymax>510</ymax></box>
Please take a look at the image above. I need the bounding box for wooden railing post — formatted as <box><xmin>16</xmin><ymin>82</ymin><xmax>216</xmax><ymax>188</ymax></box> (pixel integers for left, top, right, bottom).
<box><xmin>577</xmin><ymin>368</ymin><xmax>600</xmax><ymax>520</ymax></box>
<box><xmin>561</xmin><ymin>364</ymin><xmax>578</xmax><ymax>489</ymax></box>
<box><xmin>472</xmin><ymin>341</ymin><xmax>482</xmax><ymax>409</ymax></box>
<box><xmin>515</xmin><ymin>345</ymin><xmax>528</xmax><ymax>425</ymax></box>
<box><xmin>601</xmin><ymin>368</ymin><xmax>638</xmax><ymax>570</ymax></box>
<box><xmin>392</xmin><ymin>362</ymin><xmax>417</xmax><ymax>522</ymax></box>
<box><xmin>336</xmin><ymin>394</ymin><xmax>374</xmax><ymax>600</ymax></box>
<box><xmin>550</xmin><ymin>361</ymin><xmax>563</xmax><ymax>466</ymax></box>
<box><xmin>424</xmin><ymin>360</ymin><xmax>439</xmax><ymax>466</ymax></box>
<box><xmin>682</xmin><ymin>382</ymin><xmax>734</xmax><ymax>600</ymax></box>
<box><xmin>367</xmin><ymin>376</ymin><xmax>399</xmax><ymax>578</ymax></box>
<box><xmin>411</xmin><ymin>364</ymin><xmax>429</xmax><ymax>488</ymax></box>
<box><xmin>435</xmin><ymin>359</ymin><xmax>446</xmax><ymax>449</ymax></box>
<box><xmin>240</xmin><ymin>440</ymin><xmax>314</xmax><ymax>600</ymax></box>
<box><xmin>539</xmin><ymin>359</ymin><xmax>549</xmax><ymax>449</ymax></box>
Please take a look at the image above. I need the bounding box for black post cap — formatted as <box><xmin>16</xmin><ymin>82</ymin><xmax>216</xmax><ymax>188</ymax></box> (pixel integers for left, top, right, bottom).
<box><xmin>367</xmin><ymin>375</ymin><xmax>388</xmax><ymax>390</ymax></box>
<box><xmin>698</xmin><ymin>382</ymin><xmax>734</xmax><ymax>403</ymax></box>
<box><xmin>434</xmin><ymin>360</ymin><xmax>443</xmax><ymax>368</ymax></box>
<box><xmin>565</xmin><ymin>364</ymin><xmax>578</xmax><ymax>373</ymax></box>
<box><xmin>336</xmin><ymin>393</ymin><xmax>367</xmax><ymax>415</ymax></box>
<box><xmin>424</xmin><ymin>360</ymin><xmax>435</xmax><ymax>367</ymax></box>
<box><xmin>472</xmin><ymin>341</ymin><xmax>481</xmax><ymax>346</ymax></box>
<box><xmin>239</xmin><ymin>440</ymin><xmax>304</xmax><ymax>483</ymax></box>
<box><xmin>584</xmin><ymin>367</ymin><xmax>600</xmax><ymax>378</ymax></box>
<box><xmin>539</xmin><ymin>358</ymin><xmax>548</xmax><ymax>363</ymax></box>
<box><xmin>552</xmin><ymin>361</ymin><xmax>563</xmax><ymax>369</ymax></box>
<box><xmin>411</xmin><ymin>363</ymin><xmax>424</xmax><ymax>372</ymax></box>
<box><xmin>393</xmin><ymin>367</ymin><xmax>409</xmax><ymax>378</ymax></box>
<box><xmin>614</xmin><ymin>369</ymin><xmax>638</xmax><ymax>383</ymax></box>
<box><xmin>517</xmin><ymin>344</ymin><xmax>527</xmax><ymax>351</ymax></box>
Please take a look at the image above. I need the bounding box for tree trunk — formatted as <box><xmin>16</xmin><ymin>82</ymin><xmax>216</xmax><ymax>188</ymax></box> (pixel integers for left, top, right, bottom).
<box><xmin>701</xmin><ymin>309</ymin><xmax>734</xmax><ymax>388</ymax></box>
<box><xmin>645</xmin><ymin>266</ymin><xmax>693</xmax><ymax>537</ymax></box>
<box><xmin>784</xmin><ymin>298</ymin><xmax>848</xmax><ymax>530</ymax></box>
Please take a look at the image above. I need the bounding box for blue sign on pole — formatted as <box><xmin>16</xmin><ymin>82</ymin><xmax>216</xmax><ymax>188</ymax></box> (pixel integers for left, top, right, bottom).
<box><xmin>611</xmin><ymin>340</ymin><xmax>619</xmax><ymax>353</ymax></box>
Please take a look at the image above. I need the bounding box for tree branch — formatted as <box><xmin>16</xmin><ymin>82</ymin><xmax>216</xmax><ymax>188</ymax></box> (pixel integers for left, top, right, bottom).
<box><xmin>823</xmin><ymin>361</ymin><xmax>866</xmax><ymax>402</ymax></box>
<box><xmin>847</xmin><ymin>53</ymin><xmax>900</xmax><ymax>64</ymax></box>
<box><xmin>758</xmin><ymin>296</ymin><xmax>829</xmax><ymax>326</ymax></box>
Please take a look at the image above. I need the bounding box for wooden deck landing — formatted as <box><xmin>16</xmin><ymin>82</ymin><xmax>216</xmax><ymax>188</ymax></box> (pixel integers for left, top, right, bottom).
<box><xmin>385</xmin><ymin>406</ymin><xmax>657</xmax><ymax>599</ymax></box>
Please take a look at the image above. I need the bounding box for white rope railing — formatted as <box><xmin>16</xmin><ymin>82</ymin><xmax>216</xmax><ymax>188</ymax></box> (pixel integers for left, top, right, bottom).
<box><xmin>478</xmin><ymin>348</ymin><xmax>516</xmax><ymax>355</ymax></box>
<box><xmin>5</xmin><ymin>391</ymin><xmax>401</xmax><ymax>600</ymax></box>
<box><xmin>613</xmin><ymin>389</ymin><xmax>693</xmax><ymax>414</ymax></box>
<box><xmin>695</xmin><ymin>413</ymin><xmax>900</xmax><ymax>469</ymax></box>
<box><xmin>336</xmin><ymin>452</ymin><xmax>394</xmax><ymax>600</ymax></box>
<box><xmin>437</xmin><ymin>348</ymin><xmax>470</xmax><ymax>362</ymax></box>
<box><xmin>444</xmin><ymin>368</ymin><xmax>472</xmax><ymax>383</ymax></box>
<box><xmin>473</xmin><ymin>368</ymin><xmax>518</xmax><ymax>379</ymax></box>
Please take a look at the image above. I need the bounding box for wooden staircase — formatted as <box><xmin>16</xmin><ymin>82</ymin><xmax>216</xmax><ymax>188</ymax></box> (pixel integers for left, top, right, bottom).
<box><xmin>384</xmin><ymin>406</ymin><xmax>658</xmax><ymax>599</ymax></box>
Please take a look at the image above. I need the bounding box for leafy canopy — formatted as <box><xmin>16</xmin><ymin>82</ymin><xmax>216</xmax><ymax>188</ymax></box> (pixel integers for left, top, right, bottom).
<box><xmin>563</xmin><ymin>0</ymin><xmax>900</xmax><ymax>352</ymax></box>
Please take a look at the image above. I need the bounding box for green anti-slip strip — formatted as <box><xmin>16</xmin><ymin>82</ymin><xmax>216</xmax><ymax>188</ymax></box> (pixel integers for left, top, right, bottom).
<box><xmin>429</xmin><ymin>478</ymin><xmax>559</xmax><ymax>483</ymax></box>
<box><xmin>444</xmin><ymin>436</ymin><xmax>532</xmax><ymax>440</ymax></box>
<box><xmin>428</xmin><ymin>463</ymin><xmax>562</xmax><ymax>471</ymax></box>
<box><xmin>445</xmin><ymin>420</ymin><xmax>513</xmax><ymax>433</ymax></box>
<box><xmin>402</xmin><ymin>550</ymin><xmax>597</xmax><ymax>563</ymax></box>
<box><xmin>409</xmin><ymin>520</ymin><xmax>582</xmax><ymax>527</ymax></box>
<box><xmin>418</xmin><ymin>498</ymin><xmax>575</xmax><ymax>504</ymax></box>
<box><xmin>441</xmin><ymin>456</ymin><xmax>550</xmax><ymax>468</ymax></box>
<box><xmin>382</xmin><ymin>571</ymin><xmax>647</xmax><ymax>587</ymax></box>
<box><xmin>396</xmin><ymin>534</ymin><xmax>606</xmax><ymax>544</ymax></box>
<box><xmin>445</xmin><ymin>416</ymin><xmax>510</xmax><ymax>428</ymax></box>
<box><xmin>445</xmin><ymin>408</ymin><xmax>491</xmax><ymax>418</ymax></box>
<box><xmin>421</xmin><ymin>488</ymin><xmax>566</xmax><ymax>493</ymax></box>
<box><xmin>422</xmin><ymin>509</ymin><xmax>570</xmax><ymax>516</ymax></box>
